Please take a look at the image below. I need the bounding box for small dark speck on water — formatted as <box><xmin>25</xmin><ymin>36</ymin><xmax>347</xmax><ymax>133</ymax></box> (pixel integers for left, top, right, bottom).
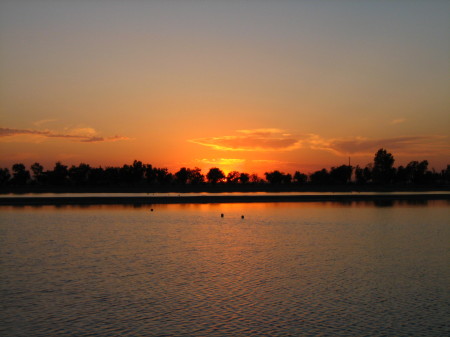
<box><xmin>150</xmin><ymin>209</ymin><xmax>153</xmax><ymax>212</ymax></box>
<box><xmin>221</xmin><ymin>213</ymin><xmax>224</xmax><ymax>217</ymax></box>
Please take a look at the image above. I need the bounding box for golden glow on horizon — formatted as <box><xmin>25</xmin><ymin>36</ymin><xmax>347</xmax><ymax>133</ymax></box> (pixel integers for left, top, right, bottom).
<box><xmin>0</xmin><ymin>1</ymin><xmax>449</xmax><ymax>173</ymax></box>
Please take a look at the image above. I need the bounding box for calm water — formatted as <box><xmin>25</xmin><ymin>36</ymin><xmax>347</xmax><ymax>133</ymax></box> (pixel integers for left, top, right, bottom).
<box><xmin>1</xmin><ymin>201</ymin><xmax>449</xmax><ymax>336</ymax></box>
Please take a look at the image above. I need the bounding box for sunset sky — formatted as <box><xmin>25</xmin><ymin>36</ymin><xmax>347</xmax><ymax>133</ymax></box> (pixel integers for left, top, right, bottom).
<box><xmin>1</xmin><ymin>0</ymin><xmax>449</xmax><ymax>176</ymax></box>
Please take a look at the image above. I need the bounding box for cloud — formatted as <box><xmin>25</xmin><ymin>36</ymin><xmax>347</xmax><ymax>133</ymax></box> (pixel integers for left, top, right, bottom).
<box><xmin>199</xmin><ymin>158</ymin><xmax>246</xmax><ymax>165</ymax></box>
<box><xmin>68</xmin><ymin>127</ymin><xmax>97</xmax><ymax>136</ymax></box>
<box><xmin>190</xmin><ymin>129</ymin><xmax>449</xmax><ymax>157</ymax></box>
<box><xmin>0</xmin><ymin>127</ymin><xmax>130</xmax><ymax>143</ymax></box>
<box><xmin>252</xmin><ymin>159</ymin><xmax>285</xmax><ymax>163</ymax></box>
<box><xmin>33</xmin><ymin>119</ymin><xmax>58</xmax><ymax>127</ymax></box>
<box><xmin>308</xmin><ymin>134</ymin><xmax>449</xmax><ymax>156</ymax></box>
<box><xmin>190</xmin><ymin>129</ymin><xmax>302</xmax><ymax>151</ymax></box>
<box><xmin>390</xmin><ymin>118</ymin><xmax>406</xmax><ymax>125</ymax></box>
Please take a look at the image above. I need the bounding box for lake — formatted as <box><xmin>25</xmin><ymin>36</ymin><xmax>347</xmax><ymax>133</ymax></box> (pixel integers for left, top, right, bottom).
<box><xmin>1</xmin><ymin>201</ymin><xmax>449</xmax><ymax>336</ymax></box>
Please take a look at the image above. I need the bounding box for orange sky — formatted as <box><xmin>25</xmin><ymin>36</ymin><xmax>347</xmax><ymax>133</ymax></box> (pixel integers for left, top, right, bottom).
<box><xmin>1</xmin><ymin>1</ymin><xmax>449</xmax><ymax>176</ymax></box>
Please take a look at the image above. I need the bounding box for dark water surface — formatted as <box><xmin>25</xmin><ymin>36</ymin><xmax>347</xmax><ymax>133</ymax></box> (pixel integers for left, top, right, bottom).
<box><xmin>1</xmin><ymin>201</ymin><xmax>449</xmax><ymax>336</ymax></box>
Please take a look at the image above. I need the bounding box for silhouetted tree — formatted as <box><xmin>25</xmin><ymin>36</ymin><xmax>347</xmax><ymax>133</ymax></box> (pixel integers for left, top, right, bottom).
<box><xmin>406</xmin><ymin>160</ymin><xmax>429</xmax><ymax>184</ymax></box>
<box><xmin>87</xmin><ymin>167</ymin><xmax>105</xmax><ymax>185</ymax></box>
<box><xmin>394</xmin><ymin>165</ymin><xmax>409</xmax><ymax>184</ymax></box>
<box><xmin>0</xmin><ymin>168</ymin><xmax>11</xmax><ymax>185</ymax></box>
<box><xmin>250</xmin><ymin>174</ymin><xmax>263</xmax><ymax>183</ymax></box>
<box><xmin>31</xmin><ymin>162</ymin><xmax>44</xmax><ymax>184</ymax></box>
<box><xmin>372</xmin><ymin>149</ymin><xmax>395</xmax><ymax>184</ymax></box>
<box><xmin>207</xmin><ymin>168</ymin><xmax>225</xmax><ymax>184</ymax></box>
<box><xmin>189</xmin><ymin>167</ymin><xmax>204</xmax><ymax>184</ymax></box>
<box><xmin>47</xmin><ymin>162</ymin><xmax>68</xmax><ymax>185</ymax></box>
<box><xmin>154</xmin><ymin>167</ymin><xmax>172</xmax><ymax>185</ymax></box>
<box><xmin>282</xmin><ymin>173</ymin><xmax>292</xmax><ymax>184</ymax></box>
<box><xmin>175</xmin><ymin>167</ymin><xmax>190</xmax><ymax>185</ymax></box>
<box><xmin>145</xmin><ymin>164</ymin><xmax>156</xmax><ymax>184</ymax></box>
<box><xmin>239</xmin><ymin>172</ymin><xmax>250</xmax><ymax>184</ymax></box>
<box><xmin>119</xmin><ymin>164</ymin><xmax>130</xmax><ymax>183</ymax></box>
<box><xmin>68</xmin><ymin>163</ymin><xmax>91</xmax><ymax>185</ymax></box>
<box><xmin>226</xmin><ymin>171</ymin><xmax>240</xmax><ymax>184</ymax></box>
<box><xmin>265</xmin><ymin>171</ymin><xmax>284</xmax><ymax>184</ymax></box>
<box><xmin>330</xmin><ymin>165</ymin><xmax>353</xmax><ymax>184</ymax></box>
<box><xmin>11</xmin><ymin>163</ymin><xmax>30</xmax><ymax>185</ymax></box>
<box><xmin>442</xmin><ymin>165</ymin><xmax>450</xmax><ymax>184</ymax></box>
<box><xmin>309</xmin><ymin>168</ymin><xmax>331</xmax><ymax>184</ymax></box>
<box><xmin>293</xmin><ymin>171</ymin><xmax>307</xmax><ymax>184</ymax></box>
<box><xmin>355</xmin><ymin>164</ymin><xmax>373</xmax><ymax>184</ymax></box>
<box><xmin>104</xmin><ymin>166</ymin><xmax>120</xmax><ymax>185</ymax></box>
<box><xmin>130</xmin><ymin>160</ymin><xmax>145</xmax><ymax>184</ymax></box>
<box><xmin>1</xmin><ymin>152</ymin><xmax>446</xmax><ymax>189</ymax></box>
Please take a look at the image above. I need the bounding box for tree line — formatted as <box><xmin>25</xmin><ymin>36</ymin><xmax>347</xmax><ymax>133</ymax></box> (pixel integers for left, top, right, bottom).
<box><xmin>1</xmin><ymin>149</ymin><xmax>449</xmax><ymax>187</ymax></box>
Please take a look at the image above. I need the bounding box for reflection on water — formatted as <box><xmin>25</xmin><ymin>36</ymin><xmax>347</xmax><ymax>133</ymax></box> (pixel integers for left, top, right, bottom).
<box><xmin>2</xmin><ymin>191</ymin><xmax>450</xmax><ymax>198</ymax></box>
<box><xmin>1</xmin><ymin>202</ymin><xmax>449</xmax><ymax>336</ymax></box>
<box><xmin>2</xmin><ymin>199</ymin><xmax>449</xmax><ymax>211</ymax></box>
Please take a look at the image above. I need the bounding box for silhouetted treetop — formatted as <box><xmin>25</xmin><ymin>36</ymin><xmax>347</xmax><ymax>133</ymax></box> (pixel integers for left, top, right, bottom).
<box><xmin>12</xmin><ymin>163</ymin><xmax>30</xmax><ymax>185</ymax></box>
<box><xmin>372</xmin><ymin>149</ymin><xmax>395</xmax><ymax>184</ymax></box>
<box><xmin>206</xmin><ymin>167</ymin><xmax>225</xmax><ymax>184</ymax></box>
<box><xmin>0</xmin><ymin>148</ymin><xmax>448</xmax><ymax>189</ymax></box>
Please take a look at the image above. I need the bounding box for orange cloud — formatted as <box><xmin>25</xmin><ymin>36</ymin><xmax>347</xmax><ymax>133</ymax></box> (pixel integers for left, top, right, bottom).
<box><xmin>33</xmin><ymin>119</ymin><xmax>58</xmax><ymax>127</ymax></box>
<box><xmin>190</xmin><ymin>129</ymin><xmax>302</xmax><ymax>151</ymax></box>
<box><xmin>190</xmin><ymin>129</ymin><xmax>449</xmax><ymax>158</ymax></box>
<box><xmin>0</xmin><ymin>127</ymin><xmax>130</xmax><ymax>143</ymax></box>
<box><xmin>199</xmin><ymin>158</ymin><xmax>246</xmax><ymax>165</ymax></box>
<box><xmin>390</xmin><ymin>118</ymin><xmax>406</xmax><ymax>125</ymax></box>
<box><xmin>308</xmin><ymin>134</ymin><xmax>449</xmax><ymax>156</ymax></box>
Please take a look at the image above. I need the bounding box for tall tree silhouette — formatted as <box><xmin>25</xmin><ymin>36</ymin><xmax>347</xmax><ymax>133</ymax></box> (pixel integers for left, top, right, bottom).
<box><xmin>250</xmin><ymin>174</ymin><xmax>262</xmax><ymax>183</ymax></box>
<box><xmin>154</xmin><ymin>168</ymin><xmax>172</xmax><ymax>185</ymax></box>
<box><xmin>265</xmin><ymin>171</ymin><xmax>284</xmax><ymax>184</ymax></box>
<box><xmin>239</xmin><ymin>172</ymin><xmax>250</xmax><ymax>184</ymax></box>
<box><xmin>206</xmin><ymin>168</ymin><xmax>225</xmax><ymax>184</ymax></box>
<box><xmin>131</xmin><ymin>160</ymin><xmax>145</xmax><ymax>184</ymax></box>
<box><xmin>406</xmin><ymin>160</ymin><xmax>429</xmax><ymax>184</ymax></box>
<box><xmin>226</xmin><ymin>171</ymin><xmax>240</xmax><ymax>184</ymax></box>
<box><xmin>88</xmin><ymin>167</ymin><xmax>105</xmax><ymax>185</ymax></box>
<box><xmin>355</xmin><ymin>164</ymin><xmax>372</xmax><ymax>184</ymax></box>
<box><xmin>31</xmin><ymin>162</ymin><xmax>44</xmax><ymax>184</ymax></box>
<box><xmin>68</xmin><ymin>163</ymin><xmax>91</xmax><ymax>185</ymax></box>
<box><xmin>12</xmin><ymin>163</ymin><xmax>30</xmax><ymax>185</ymax></box>
<box><xmin>175</xmin><ymin>167</ymin><xmax>190</xmax><ymax>185</ymax></box>
<box><xmin>372</xmin><ymin>149</ymin><xmax>395</xmax><ymax>184</ymax></box>
<box><xmin>0</xmin><ymin>168</ymin><xmax>11</xmax><ymax>185</ymax></box>
<box><xmin>48</xmin><ymin>162</ymin><xmax>68</xmax><ymax>185</ymax></box>
<box><xmin>442</xmin><ymin>165</ymin><xmax>450</xmax><ymax>184</ymax></box>
<box><xmin>293</xmin><ymin>171</ymin><xmax>307</xmax><ymax>184</ymax></box>
<box><xmin>309</xmin><ymin>169</ymin><xmax>330</xmax><ymax>184</ymax></box>
<box><xmin>189</xmin><ymin>167</ymin><xmax>204</xmax><ymax>184</ymax></box>
<box><xmin>145</xmin><ymin>164</ymin><xmax>156</xmax><ymax>184</ymax></box>
<box><xmin>330</xmin><ymin>165</ymin><xmax>353</xmax><ymax>184</ymax></box>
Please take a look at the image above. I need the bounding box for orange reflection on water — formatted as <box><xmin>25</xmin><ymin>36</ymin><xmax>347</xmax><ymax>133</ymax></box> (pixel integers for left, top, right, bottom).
<box><xmin>0</xmin><ymin>199</ymin><xmax>448</xmax><ymax>213</ymax></box>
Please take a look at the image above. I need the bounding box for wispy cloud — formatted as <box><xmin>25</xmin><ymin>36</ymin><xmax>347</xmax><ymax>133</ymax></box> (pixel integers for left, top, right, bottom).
<box><xmin>390</xmin><ymin>118</ymin><xmax>406</xmax><ymax>125</ymax></box>
<box><xmin>33</xmin><ymin>119</ymin><xmax>58</xmax><ymax>127</ymax></box>
<box><xmin>190</xmin><ymin>129</ymin><xmax>302</xmax><ymax>151</ymax></box>
<box><xmin>0</xmin><ymin>127</ymin><xmax>130</xmax><ymax>143</ymax></box>
<box><xmin>308</xmin><ymin>134</ymin><xmax>449</xmax><ymax>156</ymax></box>
<box><xmin>199</xmin><ymin>158</ymin><xmax>246</xmax><ymax>165</ymax></box>
<box><xmin>190</xmin><ymin>128</ymin><xmax>449</xmax><ymax>157</ymax></box>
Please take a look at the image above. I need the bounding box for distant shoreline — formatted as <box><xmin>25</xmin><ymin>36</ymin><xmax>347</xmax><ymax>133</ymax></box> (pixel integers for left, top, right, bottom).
<box><xmin>1</xmin><ymin>193</ymin><xmax>449</xmax><ymax>206</ymax></box>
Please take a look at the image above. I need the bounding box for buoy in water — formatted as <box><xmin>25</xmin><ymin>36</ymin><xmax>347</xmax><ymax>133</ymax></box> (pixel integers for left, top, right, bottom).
<box><xmin>241</xmin><ymin>215</ymin><xmax>244</xmax><ymax>219</ymax></box>
<box><xmin>221</xmin><ymin>213</ymin><xmax>224</xmax><ymax>217</ymax></box>
<box><xmin>150</xmin><ymin>209</ymin><xmax>154</xmax><ymax>212</ymax></box>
